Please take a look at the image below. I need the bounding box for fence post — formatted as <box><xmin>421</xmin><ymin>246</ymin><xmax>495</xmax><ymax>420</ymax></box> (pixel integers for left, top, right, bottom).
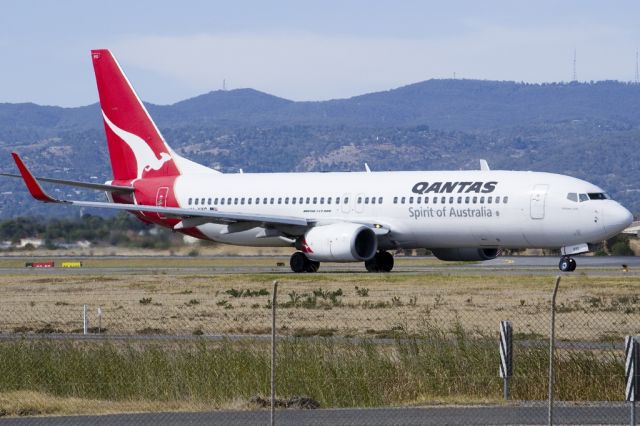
<box><xmin>499</xmin><ymin>320</ymin><xmax>513</xmax><ymax>400</ymax></box>
<box><xmin>271</xmin><ymin>280</ymin><xmax>278</xmax><ymax>426</ymax></box>
<box><xmin>83</xmin><ymin>304</ymin><xmax>88</xmax><ymax>335</ymax></box>
<box><xmin>97</xmin><ymin>307</ymin><xmax>102</xmax><ymax>334</ymax></box>
<box><xmin>548</xmin><ymin>275</ymin><xmax>561</xmax><ymax>426</ymax></box>
<box><xmin>625</xmin><ymin>336</ymin><xmax>639</xmax><ymax>426</ymax></box>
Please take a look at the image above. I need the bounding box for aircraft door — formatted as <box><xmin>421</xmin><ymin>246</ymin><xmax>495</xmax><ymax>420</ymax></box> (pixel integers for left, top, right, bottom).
<box><xmin>530</xmin><ymin>184</ymin><xmax>548</xmax><ymax>219</ymax></box>
<box><xmin>156</xmin><ymin>187</ymin><xmax>169</xmax><ymax>219</ymax></box>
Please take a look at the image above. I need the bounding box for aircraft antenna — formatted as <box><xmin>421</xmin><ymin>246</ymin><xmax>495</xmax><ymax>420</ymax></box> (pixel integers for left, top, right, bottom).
<box><xmin>572</xmin><ymin>49</ymin><xmax>577</xmax><ymax>82</ymax></box>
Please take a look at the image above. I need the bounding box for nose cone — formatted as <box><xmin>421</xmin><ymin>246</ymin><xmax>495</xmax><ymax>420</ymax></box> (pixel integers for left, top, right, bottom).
<box><xmin>605</xmin><ymin>203</ymin><xmax>633</xmax><ymax>235</ymax></box>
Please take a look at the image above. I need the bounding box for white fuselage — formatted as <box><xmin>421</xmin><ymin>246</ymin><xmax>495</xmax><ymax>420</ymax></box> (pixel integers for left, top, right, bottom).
<box><xmin>169</xmin><ymin>170</ymin><xmax>632</xmax><ymax>250</ymax></box>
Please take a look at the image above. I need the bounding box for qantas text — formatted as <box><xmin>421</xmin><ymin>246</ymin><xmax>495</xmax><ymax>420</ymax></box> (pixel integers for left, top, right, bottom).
<box><xmin>411</xmin><ymin>181</ymin><xmax>497</xmax><ymax>194</ymax></box>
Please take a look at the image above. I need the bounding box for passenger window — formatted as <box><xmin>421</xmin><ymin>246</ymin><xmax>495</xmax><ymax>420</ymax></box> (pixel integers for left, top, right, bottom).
<box><xmin>448</xmin><ymin>197</ymin><xmax>452</xmax><ymax>203</ymax></box>
<box><xmin>503</xmin><ymin>196</ymin><xmax>509</xmax><ymax>204</ymax></box>
<box><xmin>579</xmin><ymin>194</ymin><xmax>588</xmax><ymax>202</ymax></box>
<box><xmin>416</xmin><ymin>197</ymin><xmax>421</xmax><ymax>204</ymax></box>
<box><xmin>425</xmin><ymin>197</ymin><xmax>429</xmax><ymax>204</ymax></box>
<box><xmin>393</xmin><ymin>197</ymin><xmax>398</xmax><ymax>204</ymax></box>
<box><xmin>567</xmin><ymin>193</ymin><xmax>578</xmax><ymax>202</ymax></box>
<box><xmin>255</xmin><ymin>198</ymin><xmax>259</xmax><ymax>205</ymax></box>
<box><xmin>263</xmin><ymin>198</ymin><xmax>268</xmax><ymax>204</ymax></box>
<box><xmin>465</xmin><ymin>196</ymin><xmax>470</xmax><ymax>204</ymax></box>
<box><xmin>407</xmin><ymin>197</ymin><xmax>412</xmax><ymax>204</ymax></box>
<box><xmin>495</xmin><ymin>196</ymin><xmax>500</xmax><ymax>204</ymax></box>
<box><xmin>213</xmin><ymin>198</ymin><xmax>218</xmax><ymax>205</ymax></box>
<box><xmin>221</xmin><ymin>198</ymin><xmax>225</xmax><ymax>205</ymax></box>
<box><xmin>370</xmin><ymin>197</ymin><xmax>375</xmax><ymax>204</ymax></box>
<box><xmin>378</xmin><ymin>197</ymin><xmax>383</xmax><ymax>204</ymax></box>
<box><xmin>441</xmin><ymin>197</ymin><xmax>446</xmax><ymax>203</ymax></box>
<box><xmin>344</xmin><ymin>197</ymin><xmax>349</xmax><ymax>204</ymax></box>
<box><xmin>433</xmin><ymin>197</ymin><xmax>438</xmax><ymax>204</ymax></box>
<box><xmin>487</xmin><ymin>196</ymin><xmax>492</xmax><ymax>204</ymax></box>
<box><xmin>241</xmin><ymin>198</ymin><xmax>245</xmax><ymax>205</ymax></box>
<box><xmin>233</xmin><ymin>198</ymin><xmax>238</xmax><ymax>205</ymax></box>
<box><xmin>292</xmin><ymin>198</ymin><xmax>296</xmax><ymax>204</ymax></box>
<box><xmin>336</xmin><ymin>197</ymin><xmax>341</xmax><ymax>204</ymax></box>
<box><xmin>401</xmin><ymin>197</ymin><xmax>406</xmax><ymax>204</ymax></box>
<box><xmin>283</xmin><ymin>197</ymin><xmax>288</xmax><ymax>204</ymax></box>
<box><xmin>195</xmin><ymin>198</ymin><xmax>199</xmax><ymax>205</ymax></box>
<box><xmin>457</xmin><ymin>197</ymin><xmax>462</xmax><ymax>204</ymax></box>
<box><xmin>299</xmin><ymin>197</ymin><xmax>303</xmax><ymax>204</ymax></box>
<box><xmin>188</xmin><ymin>198</ymin><xmax>193</xmax><ymax>205</ymax></box>
<box><xmin>472</xmin><ymin>196</ymin><xmax>477</xmax><ymax>203</ymax></box>
<box><xmin>278</xmin><ymin>198</ymin><xmax>282</xmax><ymax>204</ymax></box>
<box><xmin>270</xmin><ymin>198</ymin><xmax>274</xmax><ymax>204</ymax></box>
<box><xmin>320</xmin><ymin>197</ymin><xmax>324</xmax><ymax>204</ymax></box>
<box><xmin>313</xmin><ymin>197</ymin><xmax>317</xmax><ymax>204</ymax></box>
<box><xmin>328</xmin><ymin>197</ymin><xmax>332</xmax><ymax>204</ymax></box>
<box><xmin>480</xmin><ymin>196</ymin><xmax>484</xmax><ymax>204</ymax></box>
<box><xmin>248</xmin><ymin>198</ymin><xmax>252</xmax><ymax>205</ymax></box>
<box><xmin>207</xmin><ymin>198</ymin><xmax>212</xmax><ymax>205</ymax></box>
<box><xmin>200</xmin><ymin>198</ymin><xmax>204</xmax><ymax>205</ymax></box>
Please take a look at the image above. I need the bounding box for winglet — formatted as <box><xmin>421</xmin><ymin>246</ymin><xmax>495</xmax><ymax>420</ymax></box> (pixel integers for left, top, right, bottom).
<box><xmin>11</xmin><ymin>153</ymin><xmax>60</xmax><ymax>203</ymax></box>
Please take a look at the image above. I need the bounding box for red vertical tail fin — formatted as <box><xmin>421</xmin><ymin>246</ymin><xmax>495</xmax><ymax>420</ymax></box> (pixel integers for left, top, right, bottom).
<box><xmin>91</xmin><ymin>49</ymin><xmax>180</xmax><ymax>181</ymax></box>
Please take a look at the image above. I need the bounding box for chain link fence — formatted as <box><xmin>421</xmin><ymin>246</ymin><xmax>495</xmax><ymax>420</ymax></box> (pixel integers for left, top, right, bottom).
<box><xmin>0</xmin><ymin>261</ymin><xmax>638</xmax><ymax>425</ymax></box>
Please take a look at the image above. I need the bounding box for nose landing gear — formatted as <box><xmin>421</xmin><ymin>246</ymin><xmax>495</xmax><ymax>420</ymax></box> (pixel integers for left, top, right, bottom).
<box><xmin>559</xmin><ymin>256</ymin><xmax>577</xmax><ymax>272</ymax></box>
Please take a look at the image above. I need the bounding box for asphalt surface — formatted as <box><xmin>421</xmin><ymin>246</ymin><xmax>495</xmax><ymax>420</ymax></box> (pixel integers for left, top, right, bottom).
<box><xmin>0</xmin><ymin>403</ymin><xmax>632</xmax><ymax>425</ymax></box>
<box><xmin>3</xmin><ymin>255</ymin><xmax>640</xmax><ymax>276</ymax></box>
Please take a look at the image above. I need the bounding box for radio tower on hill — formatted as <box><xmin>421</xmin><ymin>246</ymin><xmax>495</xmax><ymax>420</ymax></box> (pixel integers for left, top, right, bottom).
<box><xmin>636</xmin><ymin>49</ymin><xmax>640</xmax><ymax>84</ymax></box>
<box><xmin>572</xmin><ymin>49</ymin><xmax>577</xmax><ymax>82</ymax></box>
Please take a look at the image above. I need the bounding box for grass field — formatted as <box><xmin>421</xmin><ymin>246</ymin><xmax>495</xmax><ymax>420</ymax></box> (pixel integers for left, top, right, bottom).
<box><xmin>0</xmin><ymin>260</ymin><xmax>638</xmax><ymax>341</ymax></box>
<box><xmin>0</xmin><ymin>256</ymin><xmax>637</xmax><ymax>416</ymax></box>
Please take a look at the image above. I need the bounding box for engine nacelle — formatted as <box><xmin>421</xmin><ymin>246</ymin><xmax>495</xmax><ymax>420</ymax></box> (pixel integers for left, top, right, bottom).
<box><xmin>431</xmin><ymin>248</ymin><xmax>499</xmax><ymax>261</ymax></box>
<box><xmin>298</xmin><ymin>223</ymin><xmax>377</xmax><ymax>262</ymax></box>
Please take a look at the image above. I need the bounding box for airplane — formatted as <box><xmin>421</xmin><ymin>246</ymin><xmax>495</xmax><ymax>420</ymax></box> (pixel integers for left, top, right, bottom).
<box><xmin>3</xmin><ymin>49</ymin><xmax>634</xmax><ymax>273</ymax></box>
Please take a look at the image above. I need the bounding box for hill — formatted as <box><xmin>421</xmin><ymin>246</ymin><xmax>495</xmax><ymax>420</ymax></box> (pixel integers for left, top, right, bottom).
<box><xmin>0</xmin><ymin>79</ymin><xmax>639</xmax><ymax>217</ymax></box>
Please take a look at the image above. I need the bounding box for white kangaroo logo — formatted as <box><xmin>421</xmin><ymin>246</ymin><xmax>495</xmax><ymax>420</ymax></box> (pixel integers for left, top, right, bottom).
<box><xmin>102</xmin><ymin>111</ymin><xmax>172</xmax><ymax>179</ymax></box>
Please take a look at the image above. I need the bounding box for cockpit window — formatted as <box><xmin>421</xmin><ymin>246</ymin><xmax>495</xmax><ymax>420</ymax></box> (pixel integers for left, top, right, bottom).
<box><xmin>588</xmin><ymin>193</ymin><xmax>609</xmax><ymax>200</ymax></box>
<box><xmin>567</xmin><ymin>193</ymin><xmax>578</xmax><ymax>202</ymax></box>
<box><xmin>579</xmin><ymin>193</ymin><xmax>589</xmax><ymax>202</ymax></box>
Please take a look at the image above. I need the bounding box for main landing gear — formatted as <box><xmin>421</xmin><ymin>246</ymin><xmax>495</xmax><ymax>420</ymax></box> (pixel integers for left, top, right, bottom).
<box><xmin>365</xmin><ymin>250</ymin><xmax>394</xmax><ymax>272</ymax></box>
<box><xmin>558</xmin><ymin>256</ymin><xmax>577</xmax><ymax>272</ymax></box>
<box><xmin>290</xmin><ymin>252</ymin><xmax>320</xmax><ymax>273</ymax></box>
<box><xmin>288</xmin><ymin>250</ymin><xmax>395</xmax><ymax>273</ymax></box>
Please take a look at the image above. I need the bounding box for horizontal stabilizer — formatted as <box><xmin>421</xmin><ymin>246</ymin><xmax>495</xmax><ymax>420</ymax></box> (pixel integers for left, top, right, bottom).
<box><xmin>0</xmin><ymin>170</ymin><xmax>133</xmax><ymax>193</ymax></box>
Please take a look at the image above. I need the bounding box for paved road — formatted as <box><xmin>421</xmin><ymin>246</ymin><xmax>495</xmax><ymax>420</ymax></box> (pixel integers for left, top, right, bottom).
<box><xmin>0</xmin><ymin>403</ymin><xmax>632</xmax><ymax>425</ymax></box>
<box><xmin>2</xmin><ymin>256</ymin><xmax>639</xmax><ymax>276</ymax></box>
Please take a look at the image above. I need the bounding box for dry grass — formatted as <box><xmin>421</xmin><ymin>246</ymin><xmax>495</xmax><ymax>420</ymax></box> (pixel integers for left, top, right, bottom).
<box><xmin>0</xmin><ymin>258</ymin><xmax>638</xmax><ymax>341</ymax></box>
<box><xmin>0</xmin><ymin>390</ymin><xmax>249</xmax><ymax>417</ymax></box>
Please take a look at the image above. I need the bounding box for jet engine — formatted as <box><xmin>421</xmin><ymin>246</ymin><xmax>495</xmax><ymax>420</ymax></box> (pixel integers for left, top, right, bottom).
<box><xmin>431</xmin><ymin>248</ymin><xmax>499</xmax><ymax>261</ymax></box>
<box><xmin>297</xmin><ymin>223</ymin><xmax>377</xmax><ymax>262</ymax></box>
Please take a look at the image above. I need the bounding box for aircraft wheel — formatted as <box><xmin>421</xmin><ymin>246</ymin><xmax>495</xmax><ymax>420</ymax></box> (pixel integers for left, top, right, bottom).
<box><xmin>290</xmin><ymin>252</ymin><xmax>309</xmax><ymax>273</ymax></box>
<box><xmin>364</xmin><ymin>257</ymin><xmax>379</xmax><ymax>272</ymax></box>
<box><xmin>306</xmin><ymin>260</ymin><xmax>320</xmax><ymax>273</ymax></box>
<box><xmin>568</xmin><ymin>258</ymin><xmax>577</xmax><ymax>271</ymax></box>
<box><xmin>378</xmin><ymin>251</ymin><xmax>394</xmax><ymax>272</ymax></box>
<box><xmin>559</xmin><ymin>256</ymin><xmax>575</xmax><ymax>272</ymax></box>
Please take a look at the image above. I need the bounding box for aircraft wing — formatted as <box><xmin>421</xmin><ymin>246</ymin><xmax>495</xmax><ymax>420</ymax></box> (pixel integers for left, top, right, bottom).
<box><xmin>10</xmin><ymin>152</ymin><xmax>309</xmax><ymax>228</ymax></box>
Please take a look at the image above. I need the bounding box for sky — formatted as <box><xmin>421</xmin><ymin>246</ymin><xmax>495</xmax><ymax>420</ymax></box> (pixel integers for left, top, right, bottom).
<box><xmin>2</xmin><ymin>0</ymin><xmax>640</xmax><ymax>107</ymax></box>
